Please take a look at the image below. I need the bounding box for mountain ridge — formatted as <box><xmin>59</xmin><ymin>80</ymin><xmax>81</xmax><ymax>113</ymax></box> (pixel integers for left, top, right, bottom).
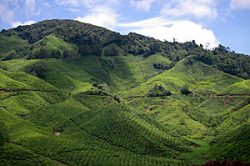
<box><xmin>1</xmin><ymin>19</ymin><xmax>249</xmax><ymax>79</ymax></box>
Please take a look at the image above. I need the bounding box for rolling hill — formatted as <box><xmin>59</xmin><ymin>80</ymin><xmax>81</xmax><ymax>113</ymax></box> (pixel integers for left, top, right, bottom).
<box><xmin>0</xmin><ymin>19</ymin><xmax>250</xmax><ymax>166</ymax></box>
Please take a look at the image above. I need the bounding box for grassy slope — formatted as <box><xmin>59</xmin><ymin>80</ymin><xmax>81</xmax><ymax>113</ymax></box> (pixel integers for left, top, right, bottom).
<box><xmin>0</xmin><ymin>57</ymin><xmax>191</xmax><ymax>165</ymax></box>
<box><xmin>108</xmin><ymin>54</ymin><xmax>171</xmax><ymax>91</ymax></box>
<box><xmin>211</xmin><ymin>119</ymin><xmax>250</xmax><ymax>163</ymax></box>
<box><xmin>122</xmin><ymin>59</ymin><xmax>242</xmax><ymax>97</ymax></box>
<box><xmin>219</xmin><ymin>80</ymin><xmax>250</xmax><ymax>95</ymax></box>
<box><xmin>0</xmin><ymin>34</ymin><xmax>28</xmax><ymax>58</ymax></box>
<box><xmin>0</xmin><ymin>54</ymin><xmax>249</xmax><ymax>165</ymax></box>
<box><xmin>31</xmin><ymin>35</ymin><xmax>79</xmax><ymax>56</ymax></box>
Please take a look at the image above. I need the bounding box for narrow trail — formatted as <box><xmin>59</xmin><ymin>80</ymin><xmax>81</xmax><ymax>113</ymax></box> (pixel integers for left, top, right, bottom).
<box><xmin>125</xmin><ymin>94</ymin><xmax>250</xmax><ymax>99</ymax></box>
<box><xmin>0</xmin><ymin>88</ymin><xmax>60</xmax><ymax>100</ymax></box>
<box><xmin>0</xmin><ymin>88</ymin><xmax>58</xmax><ymax>93</ymax></box>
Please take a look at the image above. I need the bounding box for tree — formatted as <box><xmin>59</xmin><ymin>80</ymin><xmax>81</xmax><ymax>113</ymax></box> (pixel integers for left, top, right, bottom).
<box><xmin>79</xmin><ymin>44</ymin><xmax>102</xmax><ymax>56</ymax></box>
<box><xmin>214</xmin><ymin>44</ymin><xmax>229</xmax><ymax>53</ymax></box>
<box><xmin>147</xmin><ymin>84</ymin><xmax>172</xmax><ymax>97</ymax></box>
<box><xmin>79</xmin><ymin>44</ymin><xmax>93</xmax><ymax>55</ymax></box>
<box><xmin>103</xmin><ymin>44</ymin><xmax>125</xmax><ymax>56</ymax></box>
<box><xmin>181</xmin><ymin>86</ymin><xmax>192</xmax><ymax>95</ymax></box>
<box><xmin>51</xmin><ymin>50</ymin><xmax>62</xmax><ymax>59</ymax></box>
<box><xmin>27</xmin><ymin>62</ymin><xmax>48</xmax><ymax>79</ymax></box>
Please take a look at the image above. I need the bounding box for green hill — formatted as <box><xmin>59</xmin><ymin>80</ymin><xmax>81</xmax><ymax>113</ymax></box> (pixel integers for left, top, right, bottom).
<box><xmin>0</xmin><ymin>19</ymin><xmax>250</xmax><ymax>165</ymax></box>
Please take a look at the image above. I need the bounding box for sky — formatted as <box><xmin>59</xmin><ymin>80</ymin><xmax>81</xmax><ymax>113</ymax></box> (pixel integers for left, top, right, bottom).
<box><xmin>0</xmin><ymin>0</ymin><xmax>250</xmax><ymax>54</ymax></box>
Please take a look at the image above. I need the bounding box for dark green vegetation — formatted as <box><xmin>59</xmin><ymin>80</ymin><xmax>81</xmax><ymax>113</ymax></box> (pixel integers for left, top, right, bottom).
<box><xmin>0</xmin><ymin>121</ymin><xmax>8</xmax><ymax>148</ymax></box>
<box><xmin>0</xmin><ymin>19</ymin><xmax>249</xmax><ymax>166</ymax></box>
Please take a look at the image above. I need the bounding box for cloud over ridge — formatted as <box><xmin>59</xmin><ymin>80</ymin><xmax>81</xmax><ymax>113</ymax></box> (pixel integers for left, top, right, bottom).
<box><xmin>119</xmin><ymin>17</ymin><xmax>219</xmax><ymax>49</ymax></box>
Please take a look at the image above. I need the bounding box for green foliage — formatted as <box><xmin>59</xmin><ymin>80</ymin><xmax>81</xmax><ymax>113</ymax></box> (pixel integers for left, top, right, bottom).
<box><xmin>0</xmin><ymin>19</ymin><xmax>250</xmax><ymax>165</ymax></box>
<box><xmin>0</xmin><ymin>64</ymin><xmax>8</xmax><ymax>70</ymax></box>
<box><xmin>79</xmin><ymin>83</ymin><xmax>121</xmax><ymax>102</ymax></box>
<box><xmin>147</xmin><ymin>84</ymin><xmax>172</xmax><ymax>97</ymax></box>
<box><xmin>1</xmin><ymin>20</ymin><xmax>249</xmax><ymax>81</ymax></box>
<box><xmin>0</xmin><ymin>121</ymin><xmax>9</xmax><ymax>148</ymax></box>
<box><xmin>153</xmin><ymin>62</ymin><xmax>175</xmax><ymax>70</ymax></box>
<box><xmin>26</xmin><ymin>62</ymin><xmax>48</xmax><ymax>79</ymax></box>
<box><xmin>0</xmin><ymin>34</ymin><xmax>28</xmax><ymax>59</ymax></box>
<box><xmin>0</xmin><ymin>143</ymin><xmax>58</xmax><ymax>165</ymax></box>
<box><xmin>0</xmin><ymin>54</ymin><xmax>249</xmax><ymax>165</ymax></box>
<box><xmin>193</xmin><ymin>51</ymin><xmax>250</xmax><ymax>79</ymax></box>
<box><xmin>79</xmin><ymin>44</ymin><xmax>102</xmax><ymax>56</ymax></box>
<box><xmin>103</xmin><ymin>44</ymin><xmax>125</xmax><ymax>56</ymax></box>
<box><xmin>3</xmin><ymin>35</ymin><xmax>79</xmax><ymax>60</ymax></box>
<box><xmin>211</xmin><ymin>123</ymin><xmax>250</xmax><ymax>162</ymax></box>
<box><xmin>181</xmin><ymin>86</ymin><xmax>192</xmax><ymax>95</ymax></box>
<box><xmin>27</xmin><ymin>35</ymin><xmax>79</xmax><ymax>59</ymax></box>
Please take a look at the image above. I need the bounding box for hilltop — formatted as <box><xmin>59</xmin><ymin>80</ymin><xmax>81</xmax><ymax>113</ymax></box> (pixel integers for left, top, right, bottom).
<box><xmin>0</xmin><ymin>19</ymin><xmax>250</xmax><ymax>166</ymax></box>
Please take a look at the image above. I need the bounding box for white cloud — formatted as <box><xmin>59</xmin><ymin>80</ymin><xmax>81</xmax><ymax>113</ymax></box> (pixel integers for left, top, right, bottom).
<box><xmin>75</xmin><ymin>2</ymin><xmax>218</xmax><ymax>49</ymax></box>
<box><xmin>119</xmin><ymin>17</ymin><xmax>219</xmax><ymax>49</ymax></box>
<box><xmin>55</xmin><ymin>0</ymin><xmax>120</xmax><ymax>8</ymax></box>
<box><xmin>76</xmin><ymin>7</ymin><xmax>119</xmax><ymax>29</ymax></box>
<box><xmin>73</xmin><ymin>0</ymin><xmax>121</xmax><ymax>29</ymax></box>
<box><xmin>130</xmin><ymin>0</ymin><xmax>157</xmax><ymax>11</ymax></box>
<box><xmin>230</xmin><ymin>0</ymin><xmax>250</xmax><ymax>9</ymax></box>
<box><xmin>12</xmin><ymin>20</ymin><xmax>36</xmax><ymax>28</ymax></box>
<box><xmin>161</xmin><ymin>0</ymin><xmax>217</xmax><ymax>19</ymax></box>
<box><xmin>0</xmin><ymin>0</ymin><xmax>37</xmax><ymax>27</ymax></box>
<box><xmin>25</xmin><ymin>0</ymin><xmax>36</xmax><ymax>14</ymax></box>
<box><xmin>119</xmin><ymin>17</ymin><xmax>173</xmax><ymax>28</ymax></box>
<box><xmin>0</xmin><ymin>2</ymin><xmax>14</xmax><ymax>25</ymax></box>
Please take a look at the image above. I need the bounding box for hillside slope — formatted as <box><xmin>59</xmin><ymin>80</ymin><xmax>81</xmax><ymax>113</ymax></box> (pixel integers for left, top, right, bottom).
<box><xmin>0</xmin><ymin>19</ymin><xmax>250</xmax><ymax>165</ymax></box>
